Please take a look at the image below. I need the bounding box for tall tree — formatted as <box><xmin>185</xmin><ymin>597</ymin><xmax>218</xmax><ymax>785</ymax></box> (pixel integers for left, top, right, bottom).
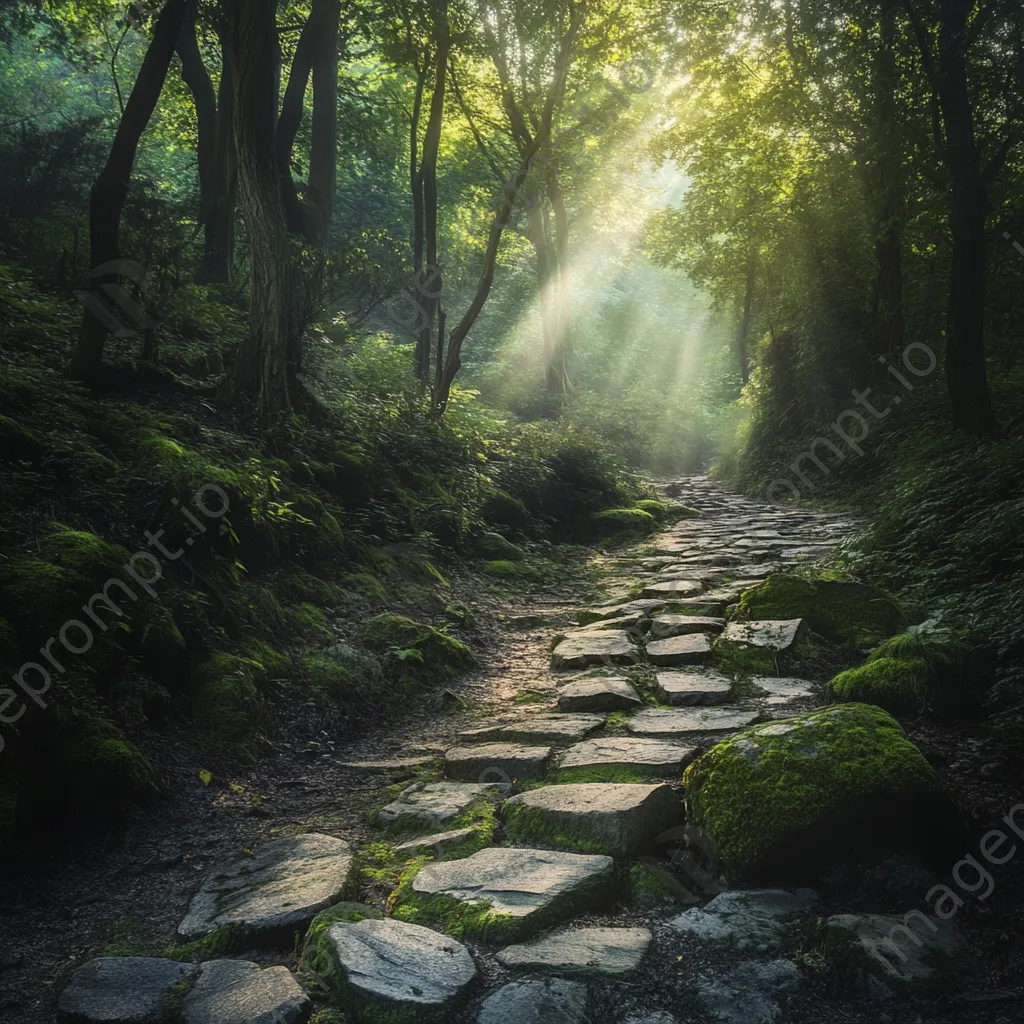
<box><xmin>68</xmin><ymin>0</ymin><xmax>190</xmax><ymax>384</ymax></box>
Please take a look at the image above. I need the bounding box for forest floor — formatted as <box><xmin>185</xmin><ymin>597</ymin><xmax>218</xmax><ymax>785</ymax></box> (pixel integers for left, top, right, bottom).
<box><xmin>1</xmin><ymin>477</ymin><xmax>1021</xmax><ymax>1023</ymax></box>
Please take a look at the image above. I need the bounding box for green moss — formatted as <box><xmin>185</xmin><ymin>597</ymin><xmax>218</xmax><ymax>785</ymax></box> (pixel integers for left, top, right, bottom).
<box><xmin>635</xmin><ymin>499</ymin><xmax>668</xmax><ymax>517</ymax></box>
<box><xmin>483</xmin><ymin>559</ymin><xmax>523</xmax><ymax>579</ymax></box>
<box><xmin>242</xmin><ymin>639</ymin><xmax>292</xmax><ymax>679</ymax></box>
<box><xmin>590</xmin><ymin>507</ymin><xmax>657</xmax><ymax>538</ymax></box>
<box><xmin>827</xmin><ymin>657</ymin><xmax>927</xmax><ymax>712</ymax></box>
<box><xmin>733</xmin><ymin>573</ymin><xmax>906</xmax><ymax>646</ymax></box>
<box><xmin>192</xmin><ymin>653</ymin><xmax>263</xmax><ymax>751</ymax></box>
<box><xmin>56</xmin><ymin>717</ymin><xmax>159</xmax><ymax>815</ymax></box>
<box><xmin>390</xmin><ymin>870</ymin><xmax>520</xmax><ymax>942</ymax></box>
<box><xmin>309</xmin><ymin>1012</ymin><xmax>348</xmax><ymax>1024</ymax></box>
<box><xmin>344</xmin><ymin>571</ymin><xmax>389</xmax><ymax>605</ymax></box>
<box><xmin>482</xmin><ymin>489</ymin><xmax>530</xmax><ymax>531</ymax></box>
<box><xmin>359</xmin><ymin>614</ymin><xmax>474</xmax><ymax>680</ymax></box>
<box><xmin>444</xmin><ymin>602</ymin><xmax>473</xmax><ymax>627</ymax></box>
<box><xmin>682</xmin><ymin>704</ymin><xmax>943</xmax><ymax>880</ymax></box>
<box><xmin>284</xmin><ymin>602</ymin><xmax>334</xmax><ymax>640</ymax></box>
<box><xmin>552</xmin><ymin>763</ymin><xmax>668</xmax><ymax>784</ymax></box>
<box><xmin>474</xmin><ymin>531</ymin><xmax>525</xmax><ymax>561</ymax></box>
<box><xmin>275</xmin><ymin>570</ymin><xmax>348</xmax><ymax>608</ymax></box>
<box><xmin>163</xmin><ymin>924</ymin><xmax>243</xmax><ymax>962</ymax></box>
<box><xmin>502</xmin><ymin>803</ymin><xmax>613</xmax><ymax>855</ymax></box>
<box><xmin>302</xmin><ymin>644</ymin><xmax>383</xmax><ymax>701</ymax></box>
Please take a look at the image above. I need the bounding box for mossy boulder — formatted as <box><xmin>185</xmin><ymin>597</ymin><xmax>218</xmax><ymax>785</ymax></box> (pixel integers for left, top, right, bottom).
<box><xmin>300</xmin><ymin>902</ymin><xmax>384</xmax><ymax>1000</ymax></box>
<box><xmin>634</xmin><ymin>499</ymin><xmax>668</xmax><ymax>518</ymax></box>
<box><xmin>359</xmin><ymin>614</ymin><xmax>474</xmax><ymax>680</ymax></box>
<box><xmin>303</xmin><ymin>644</ymin><xmax>383</xmax><ymax>701</ymax></box>
<box><xmin>733</xmin><ymin>574</ymin><xmax>906</xmax><ymax>646</ymax></box>
<box><xmin>191</xmin><ymin>653</ymin><xmax>264</xmax><ymax>752</ymax></box>
<box><xmin>589</xmin><ymin>508</ymin><xmax>657</xmax><ymax>539</ymax></box>
<box><xmin>682</xmin><ymin>704</ymin><xmax>954</xmax><ymax>882</ymax></box>
<box><xmin>827</xmin><ymin>657</ymin><xmax>927</xmax><ymax>712</ymax></box>
<box><xmin>481</xmin><ymin>488</ymin><xmax>530</xmax><ymax>532</ymax></box>
<box><xmin>474</xmin><ymin>531</ymin><xmax>525</xmax><ymax>562</ymax></box>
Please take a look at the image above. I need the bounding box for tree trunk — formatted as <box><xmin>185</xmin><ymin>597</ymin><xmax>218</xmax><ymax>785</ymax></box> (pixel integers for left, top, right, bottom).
<box><xmin>870</xmin><ymin>0</ymin><xmax>905</xmax><ymax>356</ymax></box>
<box><xmin>218</xmin><ymin>0</ymin><xmax>292</xmax><ymax>419</ymax></box>
<box><xmin>175</xmin><ymin>1</ymin><xmax>220</xmax><ymax>284</ymax></box>
<box><xmin>936</xmin><ymin>0</ymin><xmax>999</xmax><ymax>434</ymax></box>
<box><xmin>415</xmin><ymin>0</ymin><xmax>450</xmax><ymax>388</ymax></box>
<box><xmin>201</xmin><ymin>22</ymin><xmax>238</xmax><ymax>283</ymax></box>
<box><xmin>546</xmin><ymin>169</ymin><xmax>571</xmax><ymax>393</ymax></box>
<box><xmin>307</xmin><ymin>0</ymin><xmax>340</xmax><ymax>246</ymax></box>
<box><xmin>69</xmin><ymin>0</ymin><xmax>189</xmax><ymax>383</ymax></box>
<box><xmin>737</xmin><ymin>250</ymin><xmax>755</xmax><ymax>386</ymax></box>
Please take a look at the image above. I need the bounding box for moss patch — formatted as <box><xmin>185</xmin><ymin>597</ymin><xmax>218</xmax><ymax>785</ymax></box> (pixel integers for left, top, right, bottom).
<box><xmin>303</xmin><ymin>644</ymin><xmax>384</xmax><ymax>701</ymax></box>
<box><xmin>300</xmin><ymin>902</ymin><xmax>385</xmax><ymax>1001</ymax></box>
<box><xmin>501</xmin><ymin>802</ymin><xmax>614</xmax><ymax>855</ymax></box>
<box><xmin>682</xmin><ymin>703</ymin><xmax>948</xmax><ymax>881</ymax></box>
<box><xmin>359</xmin><ymin>613</ymin><xmax>474</xmax><ymax>682</ymax></box>
<box><xmin>827</xmin><ymin>657</ymin><xmax>927</xmax><ymax>712</ymax></box>
<box><xmin>590</xmin><ymin>507</ymin><xmax>657</xmax><ymax>539</ymax></box>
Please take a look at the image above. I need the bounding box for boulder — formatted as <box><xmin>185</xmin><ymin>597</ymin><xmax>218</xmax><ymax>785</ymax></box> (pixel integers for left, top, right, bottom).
<box><xmin>681</xmin><ymin>704</ymin><xmax>952</xmax><ymax>881</ymax></box>
<box><xmin>403</xmin><ymin>847</ymin><xmax>616</xmax><ymax>941</ymax></box>
<box><xmin>503</xmin><ymin>783</ymin><xmax>682</xmax><ymax>856</ymax></box>
<box><xmin>733</xmin><ymin>574</ymin><xmax>906</xmax><ymax>645</ymax></box>
<box><xmin>180</xmin><ymin>960</ymin><xmax>311</xmax><ymax>1024</ymax></box>
<box><xmin>178</xmin><ymin>833</ymin><xmax>355</xmax><ymax>946</ymax></box>
<box><xmin>656</xmin><ymin>670</ymin><xmax>732</xmax><ymax>706</ymax></box>
<box><xmin>445</xmin><ymin>743</ymin><xmax>552</xmax><ymax>782</ymax></box>
<box><xmin>696</xmin><ymin>959</ymin><xmax>801</xmax><ymax>1023</ymax></box>
<box><xmin>57</xmin><ymin>958</ymin><xmax>198</xmax><ymax>1024</ymax></box>
<box><xmin>556</xmin><ymin>677</ymin><xmax>642</xmax><ymax>712</ymax></box>
<box><xmin>497</xmin><ymin>926</ymin><xmax>652</xmax><ymax>976</ymax></box>
<box><xmin>476</xmin><ymin>978</ymin><xmax>588</xmax><ymax>1024</ymax></box>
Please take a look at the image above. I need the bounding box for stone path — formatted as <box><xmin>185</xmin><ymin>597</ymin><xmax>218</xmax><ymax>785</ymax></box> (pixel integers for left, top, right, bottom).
<box><xmin>58</xmin><ymin>477</ymin><xmax>950</xmax><ymax>1023</ymax></box>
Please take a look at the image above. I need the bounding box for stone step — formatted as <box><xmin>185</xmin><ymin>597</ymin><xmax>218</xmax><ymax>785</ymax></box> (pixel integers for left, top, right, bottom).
<box><xmin>551</xmin><ymin>632</ymin><xmax>637</xmax><ymax>669</ymax></box>
<box><xmin>404</xmin><ymin>847</ymin><xmax>617</xmax><ymax>941</ymax></box>
<box><xmin>649</xmin><ymin>614</ymin><xmax>725</xmax><ymax>639</ymax></box>
<box><xmin>557</xmin><ymin>736</ymin><xmax>696</xmax><ymax>779</ymax></box>
<box><xmin>719</xmin><ymin>618</ymin><xmax>808</xmax><ymax>652</ymax></box>
<box><xmin>458</xmin><ymin>713</ymin><xmax>606</xmax><ymax>745</ymax></box>
<box><xmin>555</xmin><ymin>676</ymin><xmax>642</xmax><ymax>712</ymax></box>
<box><xmin>646</xmin><ymin>632</ymin><xmax>714</xmax><ymax>666</ymax></box>
<box><xmin>641</xmin><ymin>579</ymin><xmax>705</xmax><ymax>599</ymax></box>
<box><xmin>445</xmin><ymin>743</ymin><xmax>552</xmax><ymax>782</ymax></box>
<box><xmin>177</xmin><ymin>833</ymin><xmax>355</xmax><ymax>947</ymax></box>
<box><xmin>503</xmin><ymin>782</ymin><xmax>683</xmax><ymax>856</ymax></box>
<box><xmin>655</xmin><ymin>670</ymin><xmax>733</xmax><ymax>705</ymax></box>
<box><xmin>378</xmin><ymin>781</ymin><xmax>506</xmax><ymax>828</ymax></box>
<box><xmin>476</xmin><ymin>978</ymin><xmax>588</xmax><ymax>1024</ymax></box>
<box><xmin>625</xmin><ymin>707</ymin><xmax>761</xmax><ymax>738</ymax></box>
<box><xmin>496</xmin><ymin>925</ymin><xmax>652</xmax><ymax>977</ymax></box>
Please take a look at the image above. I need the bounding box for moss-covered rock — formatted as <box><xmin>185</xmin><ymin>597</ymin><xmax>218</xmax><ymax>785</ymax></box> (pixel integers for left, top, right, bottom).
<box><xmin>682</xmin><ymin>704</ymin><xmax>953</xmax><ymax>882</ymax></box>
<box><xmin>303</xmin><ymin>644</ymin><xmax>383</xmax><ymax>700</ymax></box>
<box><xmin>359</xmin><ymin>614</ymin><xmax>474</xmax><ymax>681</ymax></box>
<box><xmin>827</xmin><ymin>657</ymin><xmax>927</xmax><ymax>712</ymax></box>
<box><xmin>481</xmin><ymin>488</ymin><xmax>530</xmax><ymax>532</ymax></box>
<box><xmin>634</xmin><ymin>499</ymin><xmax>668</xmax><ymax>518</ymax></box>
<box><xmin>589</xmin><ymin>508</ymin><xmax>657</xmax><ymax>539</ymax></box>
<box><xmin>300</xmin><ymin>902</ymin><xmax>384</xmax><ymax>1001</ymax></box>
<box><xmin>474</xmin><ymin>531</ymin><xmax>526</xmax><ymax>562</ymax></box>
<box><xmin>57</xmin><ymin>717</ymin><xmax>159</xmax><ymax>816</ymax></box>
<box><xmin>191</xmin><ymin>653</ymin><xmax>264</xmax><ymax>751</ymax></box>
<box><xmin>733</xmin><ymin>574</ymin><xmax>906</xmax><ymax>646</ymax></box>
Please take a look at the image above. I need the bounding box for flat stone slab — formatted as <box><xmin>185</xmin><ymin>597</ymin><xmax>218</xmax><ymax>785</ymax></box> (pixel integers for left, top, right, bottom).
<box><xmin>342</xmin><ymin>756</ymin><xmax>436</xmax><ymax>771</ymax></box>
<box><xmin>445</xmin><ymin>743</ymin><xmax>552</xmax><ymax>782</ymax></box>
<box><xmin>751</xmin><ymin>676</ymin><xmax>818</xmax><ymax>706</ymax></box>
<box><xmin>477</xmin><ymin>978</ymin><xmax>589</xmax><ymax>1024</ymax></box>
<box><xmin>58</xmin><ymin>958</ymin><xmax>199</xmax><ymax>1024</ymax></box>
<box><xmin>503</xmin><ymin>783</ymin><xmax>683</xmax><ymax>857</ymax></box>
<box><xmin>459</xmin><ymin>714</ymin><xmax>605</xmax><ymax>745</ymax></box>
<box><xmin>826</xmin><ymin>912</ymin><xmax>961</xmax><ymax>981</ymax></box>
<box><xmin>556</xmin><ymin>677</ymin><xmax>642</xmax><ymax>712</ymax></box>
<box><xmin>720</xmin><ymin>619</ymin><xmax>808</xmax><ymax>651</ymax></box>
<box><xmin>669</xmin><ymin>889</ymin><xmax>818</xmax><ymax>952</ymax></box>
<box><xmin>324</xmin><ymin>918</ymin><xmax>477</xmax><ymax>1011</ymax></box>
<box><xmin>577</xmin><ymin>612</ymin><xmax>646</xmax><ymax>630</ymax></box>
<box><xmin>625</xmin><ymin>707</ymin><xmax>760</xmax><ymax>737</ymax></box>
<box><xmin>379</xmin><ymin>781</ymin><xmax>502</xmax><ymax>828</ymax></box>
<box><xmin>181</xmin><ymin>960</ymin><xmax>311</xmax><ymax>1024</ymax></box>
<box><xmin>646</xmin><ymin>633</ymin><xmax>713</xmax><ymax>666</ymax></box>
<box><xmin>411</xmin><ymin>847</ymin><xmax>615</xmax><ymax>938</ymax></box>
<box><xmin>178</xmin><ymin>833</ymin><xmax>354</xmax><ymax>944</ymax></box>
<box><xmin>497</xmin><ymin>926</ymin><xmax>652</xmax><ymax>976</ymax></box>
<box><xmin>641</xmin><ymin>579</ymin><xmax>705</xmax><ymax>599</ymax></box>
<box><xmin>650</xmin><ymin>614</ymin><xmax>725</xmax><ymax>639</ymax></box>
<box><xmin>578</xmin><ymin>600</ymin><xmax>664</xmax><ymax>625</ymax></box>
<box><xmin>697</xmin><ymin>959</ymin><xmax>801</xmax><ymax>1023</ymax></box>
<box><xmin>552</xmin><ymin>633</ymin><xmax>637</xmax><ymax>669</ymax></box>
<box><xmin>392</xmin><ymin>827</ymin><xmax>480</xmax><ymax>856</ymax></box>
<box><xmin>656</xmin><ymin>670</ymin><xmax>733</xmax><ymax>706</ymax></box>
<box><xmin>662</xmin><ymin>597</ymin><xmax>728</xmax><ymax>615</ymax></box>
<box><xmin>558</xmin><ymin>736</ymin><xmax>695</xmax><ymax>777</ymax></box>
